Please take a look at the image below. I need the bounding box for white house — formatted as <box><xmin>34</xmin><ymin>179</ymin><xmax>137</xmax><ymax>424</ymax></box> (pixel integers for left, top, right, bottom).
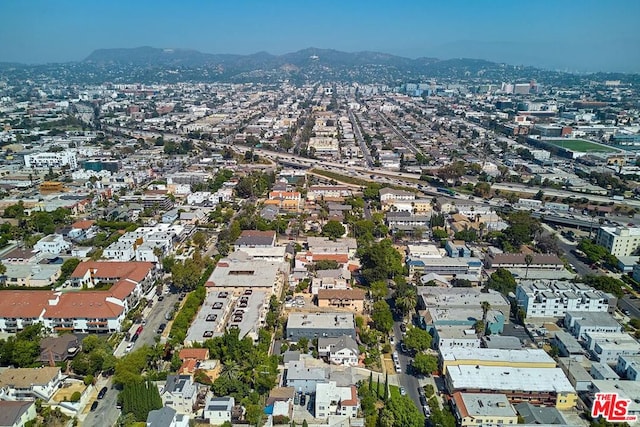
<box><xmin>160</xmin><ymin>375</ymin><xmax>198</xmax><ymax>415</ymax></box>
<box><xmin>314</xmin><ymin>381</ymin><xmax>359</xmax><ymax>420</ymax></box>
<box><xmin>33</xmin><ymin>234</ymin><xmax>71</xmax><ymax>255</ymax></box>
<box><xmin>318</xmin><ymin>335</ymin><xmax>360</xmax><ymax>366</ymax></box>
<box><xmin>203</xmin><ymin>396</ymin><xmax>234</xmax><ymax>425</ymax></box>
<box><xmin>146</xmin><ymin>406</ymin><xmax>189</xmax><ymax>427</ymax></box>
<box><xmin>0</xmin><ymin>367</ymin><xmax>63</xmax><ymax>401</ymax></box>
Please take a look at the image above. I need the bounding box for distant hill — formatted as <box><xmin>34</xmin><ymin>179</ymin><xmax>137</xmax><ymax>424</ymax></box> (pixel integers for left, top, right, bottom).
<box><xmin>1</xmin><ymin>46</ymin><xmax>635</xmax><ymax>85</ymax></box>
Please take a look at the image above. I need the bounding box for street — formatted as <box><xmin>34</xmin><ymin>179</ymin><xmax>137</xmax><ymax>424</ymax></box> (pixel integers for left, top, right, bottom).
<box><xmin>391</xmin><ymin>320</ymin><xmax>423</xmax><ymax>411</ymax></box>
<box><xmin>619</xmin><ymin>296</ymin><xmax>640</xmax><ymax>319</ymax></box>
<box><xmin>80</xmin><ymin>379</ymin><xmax>119</xmax><ymax>427</ymax></box>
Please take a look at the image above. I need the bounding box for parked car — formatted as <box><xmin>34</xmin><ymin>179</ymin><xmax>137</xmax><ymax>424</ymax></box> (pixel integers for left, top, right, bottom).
<box><xmin>400</xmin><ymin>387</ymin><xmax>406</xmax><ymax>396</ymax></box>
<box><xmin>90</xmin><ymin>401</ymin><xmax>99</xmax><ymax>411</ymax></box>
<box><xmin>97</xmin><ymin>387</ymin><xmax>108</xmax><ymax>399</ymax></box>
<box><xmin>157</xmin><ymin>323</ymin><xmax>166</xmax><ymax>334</ymax></box>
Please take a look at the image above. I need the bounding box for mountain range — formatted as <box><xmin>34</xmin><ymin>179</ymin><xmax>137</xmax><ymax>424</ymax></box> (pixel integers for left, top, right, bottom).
<box><xmin>1</xmin><ymin>47</ymin><xmax>636</xmax><ymax>86</ymax></box>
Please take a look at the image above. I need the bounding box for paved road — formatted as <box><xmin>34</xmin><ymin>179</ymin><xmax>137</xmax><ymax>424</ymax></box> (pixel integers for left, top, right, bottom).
<box><xmin>619</xmin><ymin>296</ymin><xmax>640</xmax><ymax>320</ymax></box>
<box><xmin>391</xmin><ymin>320</ymin><xmax>422</xmax><ymax>411</ymax></box>
<box><xmin>81</xmin><ymin>379</ymin><xmax>119</xmax><ymax>427</ymax></box>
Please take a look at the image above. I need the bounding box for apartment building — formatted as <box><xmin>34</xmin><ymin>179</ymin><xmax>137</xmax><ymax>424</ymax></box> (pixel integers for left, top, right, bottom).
<box><xmin>24</xmin><ymin>150</ymin><xmax>78</xmax><ymax>169</ymax></box>
<box><xmin>516</xmin><ymin>280</ymin><xmax>615</xmax><ymax>318</ymax></box>
<box><xmin>596</xmin><ymin>226</ymin><xmax>640</xmax><ymax>257</ymax></box>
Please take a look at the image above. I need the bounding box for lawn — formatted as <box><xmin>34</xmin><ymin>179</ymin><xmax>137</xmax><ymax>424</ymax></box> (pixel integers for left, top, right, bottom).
<box><xmin>543</xmin><ymin>139</ymin><xmax>614</xmax><ymax>153</ymax></box>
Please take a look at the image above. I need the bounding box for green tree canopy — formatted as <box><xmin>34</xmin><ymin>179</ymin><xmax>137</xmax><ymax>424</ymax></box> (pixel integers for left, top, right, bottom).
<box><xmin>372</xmin><ymin>300</ymin><xmax>394</xmax><ymax>333</ymax></box>
<box><xmin>322</xmin><ymin>220</ymin><xmax>346</xmax><ymax>240</ymax></box>
<box><xmin>403</xmin><ymin>327</ymin><xmax>432</xmax><ymax>352</ymax></box>
<box><xmin>359</xmin><ymin>239</ymin><xmax>403</xmax><ymax>284</ymax></box>
<box><xmin>412</xmin><ymin>353</ymin><xmax>438</xmax><ymax>375</ymax></box>
<box><xmin>382</xmin><ymin>395</ymin><xmax>424</xmax><ymax>427</ymax></box>
<box><xmin>486</xmin><ymin>268</ymin><xmax>517</xmax><ymax>296</ymax></box>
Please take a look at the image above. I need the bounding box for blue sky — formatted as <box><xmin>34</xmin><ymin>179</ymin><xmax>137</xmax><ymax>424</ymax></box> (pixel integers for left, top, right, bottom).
<box><xmin>1</xmin><ymin>0</ymin><xmax>638</xmax><ymax>72</ymax></box>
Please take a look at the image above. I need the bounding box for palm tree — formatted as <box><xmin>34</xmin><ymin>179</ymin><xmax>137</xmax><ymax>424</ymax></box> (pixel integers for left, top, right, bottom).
<box><xmin>480</xmin><ymin>301</ymin><xmax>491</xmax><ymax>327</ymax></box>
<box><xmin>396</xmin><ymin>288</ymin><xmax>417</xmax><ymax>321</ymax></box>
<box><xmin>524</xmin><ymin>254</ymin><xmax>534</xmax><ymax>279</ymax></box>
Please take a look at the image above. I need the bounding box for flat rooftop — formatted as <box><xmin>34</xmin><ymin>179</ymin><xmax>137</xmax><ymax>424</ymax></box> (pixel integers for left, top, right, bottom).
<box><xmin>206</xmin><ymin>255</ymin><xmax>287</xmax><ymax>289</ymax></box>
<box><xmin>185</xmin><ymin>290</ymin><xmax>232</xmax><ymax>344</ymax></box>
<box><xmin>456</xmin><ymin>392</ymin><xmax>517</xmax><ymax>418</ymax></box>
<box><xmin>419</xmin><ymin>287</ymin><xmax>509</xmax><ymax>308</ymax></box>
<box><xmin>287</xmin><ymin>312</ymin><xmax>355</xmax><ymax>330</ymax></box>
<box><xmin>447</xmin><ymin>366</ymin><xmax>575</xmax><ymax>393</ymax></box>
<box><xmin>441</xmin><ymin>348</ymin><xmax>555</xmax><ymax>365</ymax></box>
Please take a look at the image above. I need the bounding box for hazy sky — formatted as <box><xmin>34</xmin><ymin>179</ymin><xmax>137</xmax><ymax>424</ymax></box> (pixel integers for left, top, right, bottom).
<box><xmin>1</xmin><ymin>0</ymin><xmax>639</xmax><ymax>72</ymax></box>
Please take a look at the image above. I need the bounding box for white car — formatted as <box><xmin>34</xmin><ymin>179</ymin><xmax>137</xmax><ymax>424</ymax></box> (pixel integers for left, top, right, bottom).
<box><xmin>400</xmin><ymin>387</ymin><xmax>406</xmax><ymax>396</ymax></box>
<box><xmin>125</xmin><ymin>342</ymin><xmax>133</xmax><ymax>353</ymax></box>
<box><xmin>389</xmin><ymin>336</ymin><xmax>395</xmax><ymax>345</ymax></box>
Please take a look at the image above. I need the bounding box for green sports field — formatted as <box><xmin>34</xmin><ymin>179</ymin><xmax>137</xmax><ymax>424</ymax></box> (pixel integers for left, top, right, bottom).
<box><xmin>543</xmin><ymin>139</ymin><xmax>615</xmax><ymax>153</ymax></box>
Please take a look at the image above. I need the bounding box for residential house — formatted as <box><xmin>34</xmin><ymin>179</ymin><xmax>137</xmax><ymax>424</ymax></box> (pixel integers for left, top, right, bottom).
<box><xmin>317</xmin><ymin>289</ymin><xmax>366</xmax><ymax>313</ymax></box>
<box><xmin>0</xmin><ymin>400</ymin><xmax>37</xmax><ymax>427</ymax></box>
<box><xmin>451</xmin><ymin>392</ymin><xmax>518</xmax><ymax>427</ymax></box>
<box><xmin>234</xmin><ymin>230</ymin><xmax>277</xmax><ymax>249</ymax></box>
<box><xmin>203</xmin><ymin>396</ymin><xmax>234</xmax><ymax>426</ymax></box>
<box><xmin>0</xmin><ymin>367</ymin><xmax>63</xmax><ymax>401</ymax></box>
<box><xmin>145</xmin><ymin>406</ymin><xmax>189</xmax><ymax>427</ymax></box>
<box><xmin>318</xmin><ymin>335</ymin><xmax>360</xmax><ymax>366</ymax></box>
<box><xmin>33</xmin><ymin>234</ymin><xmax>70</xmax><ymax>255</ymax></box>
<box><xmin>314</xmin><ymin>382</ymin><xmax>359</xmax><ymax>420</ymax></box>
<box><xmin>38</xmin><ymin>335</ymin><xmax>79</xmax><ymax>364</ymax></box>
<box><xmin>284</xmin><ymin>360</ymin><xmax>328</xmax><ymax>394</ymax></box>
<box><xmin>67</xmin><ymin>219</ymin><xmax>96</xmax><ymax>241</ymax></box>
<box><xmin>160</xmin><ymin>375</ymin><xmax>198</xmax><ymax>415</ymax></box>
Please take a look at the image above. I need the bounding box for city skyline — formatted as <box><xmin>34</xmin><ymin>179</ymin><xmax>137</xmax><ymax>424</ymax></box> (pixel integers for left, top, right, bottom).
<box><xmin>1</xmin><ymin>0</ymin><xmax>639</xmax><ymax>73</ymax></box>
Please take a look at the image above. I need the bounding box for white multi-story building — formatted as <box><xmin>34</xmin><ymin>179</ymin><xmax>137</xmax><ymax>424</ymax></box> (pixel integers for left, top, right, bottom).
<box><xmin>516</xmin><ymin>280</ymin><xmax>615</xmax><ymax>318</ymax></box>
<box><xmin>314</xmin><ymin>382</ymin><xmax>359</xmax><ymax>420</ymax></box>
<box><xmin>585</xmin><ymin>332</ymin><xmax>640</xmax><ymax>364</ymax></box>
<box><xmin>596</xmin><ymin>226</ymin><xmax>640</xmax><ymax>257</ymax></box>
<box><xmin>33</xmin><ymin>234</ymin><xmax>71</xmax><ymax>255</ymax></box>
<box><xmin>24</xmin><ymin>151</ymin><xmax>78</xmax><ymax>169</ymax></box>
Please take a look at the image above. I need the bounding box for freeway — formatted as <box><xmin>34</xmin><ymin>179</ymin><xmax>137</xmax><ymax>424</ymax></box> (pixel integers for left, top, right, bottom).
<box><xmin>492</xmin><ymin>183</ymin><xmax>640</xmax><ymax>209</ymax></box>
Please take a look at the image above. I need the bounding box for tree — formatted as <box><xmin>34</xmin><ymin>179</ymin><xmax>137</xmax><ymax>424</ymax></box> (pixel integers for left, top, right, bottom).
<box><xmin>370</xmin><ymin>281</ymin><xmax>388</xmax><ymax>301</ymax></box>
<box><xmin>412</xmin><ymin>353</ymin><xmax>438</xmax><ymax>376</ymax></box>
<box><xmin>394</xmin><ymin>287</ymin><xmax>417</xmax><ymax>319</ymax></box>
<box><xmin>403</xmin><ymin>327</ymin><xmax>432</xmax><ymax>352</ymax></box>
<box><xmin>524</xmin><ymin>254</ymin><xmax>533</xmax><ymax>279</ymax></box>
<box><xmin>120</xmin><ymin>380</ymin><xmax>163</xmax><ymax>421</ymax></box>
<box><xmin>359</xmin><ymin>239</ymin><xmax>403</xmax><ymax>284</ymax></box>
<box><xmin>486</xmin><ymin>268</ymin><xmax>516</xmax><ymax>296</ymax></box>
<box><xmin>384</xmin><ymin>396</ymin><xmax>424</xmax><ymax>427</ymax></box>
<box><xmin>481</xmin><ymin>301</ymin><xmax>491</xmax><ymax>325</ymax></box>
<box><xmin>321</xmin><ymin>220</ymin><xmax>346</xmax><ymax>240</ymax></box>
<box><xmin>581</xmin><ymin>275</ymin><xmax>625</xmax><ymax>298</ymax></box>
<box><xmin>473</xmin><ymin>182</ymin><xmax>491</xmax><ymax>198</ymax></box>
<box><xmin>372</xmin><ymin>301</ymin><xmax>394</xmax><ymax>333</ymax></box>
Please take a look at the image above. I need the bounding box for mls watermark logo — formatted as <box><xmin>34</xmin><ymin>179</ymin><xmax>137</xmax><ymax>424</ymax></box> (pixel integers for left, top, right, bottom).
<box><xmin>591</xmin><ymin>393</ymin><xmax>637</xmax><ymax>423</ymax></box>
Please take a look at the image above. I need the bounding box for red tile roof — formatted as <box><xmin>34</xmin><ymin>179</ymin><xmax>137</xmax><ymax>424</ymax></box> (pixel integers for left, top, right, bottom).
<box><xmin>0</xmin><ymin>291</ymin><xmax>53</xmax><ymax>318</ymax></box>
<box><xmin>70</xmin><ymin>261</ymin><xmax>154</xmax><ymax>283</ymax></box>
<box><xmin>71</xmin><ymin>220</ymin><xmax>95</xmax><ymax>230</ymax></box>
<box><xmin>341</xmin><ymin>386</ymin><xmax>358</xmax><ymax>406</ymax></box>
<box><xmin>179</xmin><ymin>348</ymin><xmax>209</xmax><ymax>361</ymax></box>
<box><xmin>179</xmin><ymin>359</ymin><xmax>198</xmax><ymax>374</ymax></box>
<box><xmin>311</xmin><ymin>253</ymin><xmax>349</xmax><ymax>263</ymax></box>
<box><xmin>317</xmin><ymin>289</ymin><xmax>366</xmax><ymax>301</ymax></box>
<box><xmin>43</xmin><ymin>292</ymin><xmax>125</xmax><ymax>319</ymax></box>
